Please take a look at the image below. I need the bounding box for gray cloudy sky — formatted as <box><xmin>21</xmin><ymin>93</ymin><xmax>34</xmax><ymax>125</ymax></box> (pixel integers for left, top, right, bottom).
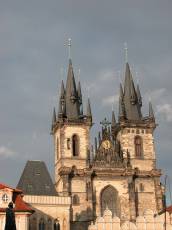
<box><xmin>0</xmin><ymin>0</ymin><xmax>172</xmax><ymax>200</ymax></box>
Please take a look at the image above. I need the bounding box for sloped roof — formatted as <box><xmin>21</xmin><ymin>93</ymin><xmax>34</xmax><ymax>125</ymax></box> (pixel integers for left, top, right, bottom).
<box><xmin>0</xmin><ymin>183</ymin><xmax>33</xmax><ymax>213</ymax></box>
<box><xmin>17</xmin><ymin>161</ymin><xmax>57</xmax><ymax>196</ymax></box>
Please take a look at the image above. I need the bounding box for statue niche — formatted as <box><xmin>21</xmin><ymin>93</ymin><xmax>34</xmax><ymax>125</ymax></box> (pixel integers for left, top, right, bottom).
<box><xmin>100</xmin><ymin>185</ymin><xmax>120</xmax><ymax>217</ymax></box>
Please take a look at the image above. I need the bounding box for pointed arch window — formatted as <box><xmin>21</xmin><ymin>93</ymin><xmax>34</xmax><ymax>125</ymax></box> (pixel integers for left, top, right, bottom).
<box><xmin>47</xmin><ymin>219</ymin><xmax>52</xmax><ymax>230</ymax></box>
<box><xmin>72</xmin><ymin>134</ymin><xmax>79</xmax><ymax>156</ymax></box>
<box><xmin>39</xmin><ymin>218</ymin><xmax>45</xmax><ymax>230</ymax></box>
<box><xmin>29</xmin><ymin>217</ymin><xmax>37</xmax><ymax>230</ymax></box>
<box><xmin>135</xmin><ymin>136</ymin><xmax>143</xmax><ymax>158</ymax></box>
<box><xmin>54</xmin><ymin>219</ymin><xmax>60</xmax><ymax>230</ymax></box>
<box><xmin>73</xmin><ymin>194</ymin><xmax>80</xmax><ymax>205</ymax></box>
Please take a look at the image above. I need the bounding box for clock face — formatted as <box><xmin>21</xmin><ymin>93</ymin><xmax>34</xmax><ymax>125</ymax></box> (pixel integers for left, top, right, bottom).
<box><xmin>102</xmin><ymin>140</ymin><xmax>111</xmax><ymax>149</ymax></box>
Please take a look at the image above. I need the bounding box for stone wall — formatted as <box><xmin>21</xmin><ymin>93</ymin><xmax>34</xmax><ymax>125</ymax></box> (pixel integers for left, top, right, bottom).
<box><xmin>88</xmin><ymin>208</ymin><xmax>172</xmax><ymax>230</ymax></box>
<box><xmin>0</xmin><ymin>212</ymin><xmax>29</xmax><ymax>230</ymax></box>
<box><xmin>24</xmin><ymin>195</ymin><xmax>71</xmax><ymax>230</ymax></box>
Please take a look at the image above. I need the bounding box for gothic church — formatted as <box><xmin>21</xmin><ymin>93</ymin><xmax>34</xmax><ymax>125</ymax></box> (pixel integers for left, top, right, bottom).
<box><xmin>16</xmin><ymin>56</ymin><xmax>164</xmax><ymax>230</ymax></box>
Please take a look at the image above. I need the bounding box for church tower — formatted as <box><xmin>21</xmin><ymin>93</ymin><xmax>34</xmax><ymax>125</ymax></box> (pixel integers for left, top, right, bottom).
<box><xmin>115</xmin><ymin>62</ymin><xmax>163</xmax><ymax>216</ymax></box>
<box><xmin>51</xmin><ymin>59</ymin><xmax>92</xmax><ymax>195</ymax></box>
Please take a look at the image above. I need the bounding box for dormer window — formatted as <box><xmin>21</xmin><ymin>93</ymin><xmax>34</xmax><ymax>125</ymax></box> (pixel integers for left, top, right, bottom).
<box><xmin>2</xmin><ymin>193</ymin><xmax>8</xmax><ymax>203</ymax></box>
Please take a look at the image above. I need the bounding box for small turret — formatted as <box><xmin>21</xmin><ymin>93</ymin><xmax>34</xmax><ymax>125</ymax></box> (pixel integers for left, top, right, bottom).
<box><xmin>51</xmin><ymin>107</ymin><xmax>56</xmax><ymax>132</ymax></box>
<box><xmin>111</xmin><ymin>110</ymin><xmax>116</xmax><ymax>128</ymax></box>
<box><xmin>58</xmin><ymin>99</ymin><xmax>63</xmax><ymax>119</ymax></box>
<box><xmin>149</xmin><ymin>101</ymin><xmax>155</xmax><ymax>121</ymax></box>
<box><xmin>119</xmin><ymin>85</ymin><xmax>125</xmax><ymax>121</ymax></box>
<box><xmin>77</xmin><ymin>81</ymin><xmax>82</xmax><ymax>104</ymax></box>
<box><xmin>86</xmin><ymin>98</ymin><xmax>92</xmax><ymax>124</ymax></box>
<box><xmin>137</xmin><ymin>84</ymin><xmax>142</xmax><ymax>106</ymax></box>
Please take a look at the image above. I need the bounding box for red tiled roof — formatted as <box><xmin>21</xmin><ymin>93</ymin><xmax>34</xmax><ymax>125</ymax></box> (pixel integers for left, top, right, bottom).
<box><xmin>166</xmin><ymin>205</ymin><xmax>172</xmax><ymax>213</ymax></box>
<box><xmin>14</xmin><ymin>194</ymin><xmax>33</xmax><ymax>212</ymax></box>
<box><xmin>0</xmin><ymin>183</ymin><xmax>22</xmax><ymax>193</ymax></box>
<box><xmin>0</xmin><ymin>183</ymin><xmax>33</xmax><ymax>213</ymax></box>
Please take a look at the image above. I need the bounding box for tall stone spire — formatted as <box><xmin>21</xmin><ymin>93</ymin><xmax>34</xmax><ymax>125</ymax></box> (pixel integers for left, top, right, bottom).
<box><xmin>65</xmin><ymin>59</ymin><xmax>80</xmax><ymax>120</ymax></box>
<box><xmin>123</xmin><ymin>63</ymin><xmax>142</xmax><ymax>121</ymax></box>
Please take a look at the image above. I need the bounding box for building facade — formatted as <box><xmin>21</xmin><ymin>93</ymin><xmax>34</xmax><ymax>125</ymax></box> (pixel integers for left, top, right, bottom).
<box><xmin>50</xmin><ymin>58</ymin><xmax>164</xmax><ymax>230</ymax></box>
<box><xmin>0</xmin><ymin>183</ymin><xmax>33</xmax><ymax>230</ymax></box>
<box><xmin>11</xmin><ymin>54</ymin><xmax>165</xmax><ymax>230</ymax></box>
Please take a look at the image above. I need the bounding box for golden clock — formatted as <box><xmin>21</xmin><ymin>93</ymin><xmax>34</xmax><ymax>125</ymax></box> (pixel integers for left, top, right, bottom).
<box><xmin>102</xmin><ymin>140</ymin><xmax>111</xmax><ymax>149</ymax></box>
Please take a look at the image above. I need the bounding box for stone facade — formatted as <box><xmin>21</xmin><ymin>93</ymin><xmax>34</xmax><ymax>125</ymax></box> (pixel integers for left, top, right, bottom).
<box><xmin>24</xmin><ymin>195</ymin><xmax>71</xmax><ymax>230</ymax></box>
<box><xmin>88</xmin><ymin>208</ymin><xmax>172</xmax><ymax>230</ymax></box>
<box><xmin>51</xmin><ymin>60</ymin><xmax>164</xmax><ymax>230</ymax></box>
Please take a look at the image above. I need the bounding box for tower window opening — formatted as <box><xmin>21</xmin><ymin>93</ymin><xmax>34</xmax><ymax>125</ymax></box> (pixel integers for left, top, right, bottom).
<box><xmin>73</xmin><ymin>194</ymin><xmax>80</xmax><ymax>205</ymax></box>
<box><xmin>72</xmin><ymin>134</ymin><xmax>79</xmax><ymax>156</ymax></box>
<box><xmin>139</xmin><ymin>183</ymin><xmax>144</xmax><ymax>192</ymax></box>
<box><xmin>67</xmin><ymin>138</ymin><xmax>70</xmax><ymax>149</ymax></box>
<box><xmin>135</xmin><ymin>136</ymin><xmax>143</xmax><ymax>158</ymax></box>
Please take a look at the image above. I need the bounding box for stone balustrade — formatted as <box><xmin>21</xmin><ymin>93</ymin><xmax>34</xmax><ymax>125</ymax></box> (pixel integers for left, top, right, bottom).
<box><xmin>88</xmin><ymin>208</ymin><xmax>172</xmax><ymax>230</ymax></box>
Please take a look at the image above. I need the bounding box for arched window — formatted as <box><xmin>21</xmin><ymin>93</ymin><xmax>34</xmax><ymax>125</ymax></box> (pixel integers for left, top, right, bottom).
<box><xmin>54</xmin><ymin>219</ymin><xmax>60</xmax><ymax>230</ymax></box>
<box><xmin>101</xmin><ymin>185</ymin><xmax>120</xmax><ymax>217</ymax></box>
<box><xmin>72</xmin><ymin>134</ymin><xmax>79</xmax><ymax>156</ymax></box>
<box><xmin>56</xmin><ymin>138</ymin><xmax>59</xmax><ymax>160</ymax></box>
<box><xmin>39</xmin><ymin>218</ymin><xmax>45</xmax><ymax>230</ymax></box>
<box><xmin>29</xmin><ymin>217</ymin><xmax>37</xmax><ymax>230</ymax></box>
<box><xmin>135</xmin><ymin>136</ymin><xmax>143</xmax><ymax>158</ymax></box>
<box><xmin>47</xmin><ymin>219</ymin><xmax>52</xmax><ymax>230</ymax></box>
<box><xmin>73</xmin><ymin>194</ymin><xmax>80</xmax><ymax>205</ymax></box>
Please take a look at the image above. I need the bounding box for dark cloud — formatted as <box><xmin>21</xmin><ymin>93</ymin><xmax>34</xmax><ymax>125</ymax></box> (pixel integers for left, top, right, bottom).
<box><xmin>0</xmin><ymin>0</ymin><xmax>172</xmax><ymax>203</ymax></box>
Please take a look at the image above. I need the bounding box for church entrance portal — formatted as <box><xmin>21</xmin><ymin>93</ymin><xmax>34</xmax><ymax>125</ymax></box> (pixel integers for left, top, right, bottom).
<box><xmin>100</xmin><ymin>186</ymin><xmax>120</xmax><ymax>217</ymax></box>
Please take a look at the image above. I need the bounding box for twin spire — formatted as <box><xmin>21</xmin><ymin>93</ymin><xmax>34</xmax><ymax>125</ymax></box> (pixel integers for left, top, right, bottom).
<box><xmin>52</xmin><ymin>55</ymin><xmax>155</xmax><ymax>130</ymax></box>
<box><xmin>52</xmin><ymin>59</ymin><xmax>92</xmax><ymax>127</ymax></box>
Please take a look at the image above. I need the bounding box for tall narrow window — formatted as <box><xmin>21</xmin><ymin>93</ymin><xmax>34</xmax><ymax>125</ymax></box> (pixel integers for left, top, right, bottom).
<box><xmin>72</xmin><ymin>134</ymin><xmax>79</xmax><ymax>156</ymax></box>
<box><xmin>54</xmin><ymin>219</ymin><xmax>60</xmax><ymax>230</ymax></box>
<box><xmin>39</xmin><ymin>218</ymin><xmax>45</xmax><ymax>230</ymax></box>
<box><xmin>135</xmin><ymin>136</ymin><xmax>143</xmax><ymax>158</ymax></box>
<box><xmin>56</xmin><ymin>138</ymin><xmax>59</xmax><ymax>160</ymax></box>
<box><xmin>47</xmin><ymin>219</ymin><xmax>52</xmax><ymax>230</ymax></box>
<box><xmin>139</xmin><ymin>183</ymin><xmax>144</xmax><ymax>192</ymax></box>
